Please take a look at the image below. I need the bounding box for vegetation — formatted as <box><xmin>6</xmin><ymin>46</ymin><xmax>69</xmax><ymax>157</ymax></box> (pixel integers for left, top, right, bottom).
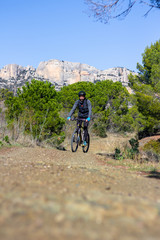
<box><xmin>59</xmin><ymin>39</ymin><xmax>160</xmax><ymax>140</ymax></box>
<box><xmin>129</xmin><ymin>40</ymin><xmax>160</xmax><ymax>138</ymax></box>
<box><xmin>114</xmin><ymin>148</ymin><xmax>123</xmax><ymax>160</ymax></box>
<box><xmin>0</xmin><ymin>40</ymin><xmax>159</xmax><ymax>151</ymax></box>
<box><xmin>143</xmin><ymin>139</ymin><xmax>160</xmax><ymax>154</ymax></box>
<box><xmin>5</xmin><ymin>80</ymin><xmax>65</xmax><ymax>145</ymax></box>
<box><xmin>0</xmin><ymin>88</ymin><xmax>13</xmax><ymax>100</ymax></box>
<box><xmin>0</xmin><ymin>135</ymin><xmax>11</xmax><ymax>148</ymax></box>
<box><xmin>3</xmin><ymin>135</ymin><xmax>10</xmax><ymax>144</ymax></box>
<box><xmin>59</xmin><ymin>80</ymin><xmax>133</xmax><ymax>135</ymax></box>
<box><xmin>114</xmin><ymin>138</ymin><xmax>139</xmax><ymax>160</ymax></box>
<box><xmin>106</xmin><ymin>157</ymin><xmax>160</xmax><ymax>172</ymax></box>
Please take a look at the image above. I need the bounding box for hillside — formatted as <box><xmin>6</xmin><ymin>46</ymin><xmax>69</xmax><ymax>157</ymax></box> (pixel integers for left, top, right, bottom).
<box><xmin>0</xmin><ymin>60</ymin><xmax>135</xmax><ymax>94</ymax></box>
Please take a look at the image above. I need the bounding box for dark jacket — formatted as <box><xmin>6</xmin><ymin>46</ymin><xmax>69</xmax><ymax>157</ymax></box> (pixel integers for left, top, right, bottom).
<box><xmin>68</xmin><ymin>99</ymin><xmax>92</xmax><ymax>119</ymax></box>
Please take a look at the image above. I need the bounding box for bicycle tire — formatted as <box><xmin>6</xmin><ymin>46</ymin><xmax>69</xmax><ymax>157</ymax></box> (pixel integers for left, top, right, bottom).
<box><xmin>82</xmin><ymin>133</ymin><xmax>90</xmax><ymax>153</ymax></box>
<box><xmin>71</xmin><ymin>130</ymin><xmax>79</xmax><ymax>152</ymax></box>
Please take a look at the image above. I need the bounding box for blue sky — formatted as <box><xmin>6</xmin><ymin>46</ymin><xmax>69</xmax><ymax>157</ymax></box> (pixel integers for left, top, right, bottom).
<box><xmin>0</xmin><ymin>0</ymin><xmax>160</xmax><ymax>71</ymax></box>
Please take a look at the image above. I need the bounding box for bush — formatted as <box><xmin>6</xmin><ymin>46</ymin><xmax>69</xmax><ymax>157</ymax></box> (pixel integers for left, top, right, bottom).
<box><xmin>143</xmin><ymin>139</ymin><xmax>160</xmax><ymax>154</ymax></box>
<box><xmin>114</xmin><ymin>148</ymin><xmax>124</xmax><ymax>160</ymax></box>
<box><xmin>0</xmin><ymin>141</ymin><xmax>3</xmax><ymax>147</ymax></box>
<box><xmin>3</xmin><ymin>135</ymin><xmax>10</xmax><ymax>144</ymax></box>
<box><xmin>93</xmin><ymin>120</ymin><xmax>107</xmax><ymax>138</ymax></box>
<box><xmin>129</xmin><ymin>138</ymin><xmax>139</xmax><ymax>153</ymax></box>
<box><xmin>114</xmin><ymin>138</ymin><xmax>139</xmax><ymax>160</ymax></box>
<box><xmin>141</xmin><ymin>139</ymin><xmax>160</xmax><ymax>162</ymax></box>
<box><xmin>5</xmin><ymin>80</ymin><xmax>65</xmax><ymax>144</ymax></box>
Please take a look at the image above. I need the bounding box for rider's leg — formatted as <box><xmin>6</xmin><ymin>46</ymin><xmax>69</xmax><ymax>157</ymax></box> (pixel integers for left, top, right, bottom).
<box><xmin>84</xmin><ymin>121</ymin><xmax>89</xmax><ymax>141</ymax></box>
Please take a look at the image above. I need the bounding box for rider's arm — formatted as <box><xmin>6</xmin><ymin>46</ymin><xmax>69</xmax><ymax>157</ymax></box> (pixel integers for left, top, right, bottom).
<box><xmin>68</xmin><ymin>100</ymin><xmax>79</xmax><ymax>117</ymax></box>
<box><xmin>87</xmin><ymin>100</ymin><xmax>92</xmax><ymax>119</ymax></box>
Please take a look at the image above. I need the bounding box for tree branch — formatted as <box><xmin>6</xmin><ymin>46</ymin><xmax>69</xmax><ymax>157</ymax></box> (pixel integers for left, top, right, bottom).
<box><xmin>85</xmin><ymin>0</ymin><xmax>160</xmax><ymax>23</ymax></box>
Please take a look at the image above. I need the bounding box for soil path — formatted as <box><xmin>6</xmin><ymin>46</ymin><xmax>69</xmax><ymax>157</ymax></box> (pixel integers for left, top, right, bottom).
<box><xmin>0</xmin><ymin>145</ymin><xmax>160</xmax><ymax>240</ymax></box>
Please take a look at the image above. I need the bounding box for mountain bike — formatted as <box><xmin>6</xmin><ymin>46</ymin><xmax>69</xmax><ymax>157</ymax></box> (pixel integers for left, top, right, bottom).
<box><xmin>71</xmin><ymin>118</ymin><xmax>90</xmax><ymax>153</ymax></box>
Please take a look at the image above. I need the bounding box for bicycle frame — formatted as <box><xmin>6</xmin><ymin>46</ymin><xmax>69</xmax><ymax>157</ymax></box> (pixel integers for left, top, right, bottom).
<box><xmin>70</xmin><ymin>118</ymin><xmax>90</xmax><ymax>153</ymax></box>
<box><xmin>72</xmin><ymin>118</ymin><xmax>87</xmax><ymax>140</ymax></box>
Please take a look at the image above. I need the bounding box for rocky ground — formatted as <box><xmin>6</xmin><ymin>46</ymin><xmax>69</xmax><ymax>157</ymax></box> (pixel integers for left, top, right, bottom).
<box><xmin>0</xmin><ymin>140</ymin><xmax>160</xmax><ymax>240</ymax></box>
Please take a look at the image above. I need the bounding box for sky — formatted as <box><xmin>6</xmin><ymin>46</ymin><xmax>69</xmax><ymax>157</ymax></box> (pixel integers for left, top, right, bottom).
<box><xmin>0</xmin><ymin>0</ymin><xmax>160</xmax><ymax>72</ymax></box>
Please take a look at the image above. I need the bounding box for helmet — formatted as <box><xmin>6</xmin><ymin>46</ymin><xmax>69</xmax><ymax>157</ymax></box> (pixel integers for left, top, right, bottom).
<box><xmin>78</xmin><ymin>91</ymin><xmax>86</xmax><ymax>97</ymax></box>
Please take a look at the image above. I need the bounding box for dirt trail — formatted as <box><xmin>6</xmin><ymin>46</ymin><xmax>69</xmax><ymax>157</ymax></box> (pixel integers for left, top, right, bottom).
<box><xmin>0</xmin><ymin>144</ymin><xmax>160</xmax><ymax>240</ymax></box>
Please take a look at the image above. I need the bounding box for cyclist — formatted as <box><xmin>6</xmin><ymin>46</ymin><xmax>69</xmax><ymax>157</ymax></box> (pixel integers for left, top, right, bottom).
<box><xmin>67</xmin><ymin>91</ymin><xmax>92</xmax><ymax>146</ymax></box>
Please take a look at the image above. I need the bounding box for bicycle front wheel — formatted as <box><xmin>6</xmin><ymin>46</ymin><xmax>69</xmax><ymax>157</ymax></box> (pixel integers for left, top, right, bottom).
<box><xmin>71</xmin><ymin>130</ymin><xmax>79</xmax><ymax>152</ymax></box>
<box><xmin>82</xmin><ymin>133</ymin><xmax>90</xmax><ymax>153</ymax></box>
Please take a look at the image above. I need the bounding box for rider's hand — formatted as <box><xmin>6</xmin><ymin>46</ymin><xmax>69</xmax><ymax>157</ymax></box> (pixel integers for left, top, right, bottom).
<box><xmin>67</xmin><ymin>117</ymin><xmax>71</xmax><ymax>121</ymax></box>
<box><xmin>86</xmin><ymin>117</ymin><xmax>90</xmax><ymax>122</ymax></box>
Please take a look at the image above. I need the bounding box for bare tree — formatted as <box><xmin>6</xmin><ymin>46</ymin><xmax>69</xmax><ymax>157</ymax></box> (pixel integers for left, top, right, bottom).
<box><xmin>85</xmin><ymin>0</ymin><xmax>160</xmax><ymax>23</ymax></box>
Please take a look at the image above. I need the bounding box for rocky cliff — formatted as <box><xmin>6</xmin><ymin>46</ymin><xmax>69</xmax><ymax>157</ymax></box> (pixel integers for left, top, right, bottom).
<box><xmin>0</xmin><ymin>59</ymin><xmax>134</xmax><ymax>94</ymax></box>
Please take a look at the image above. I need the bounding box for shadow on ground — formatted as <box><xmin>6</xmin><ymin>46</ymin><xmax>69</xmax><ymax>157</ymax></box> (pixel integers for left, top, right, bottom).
<box><xmin>147</xmin><ymin>170</ymin><xmax>160</xmax><ymax>179</ymax></box>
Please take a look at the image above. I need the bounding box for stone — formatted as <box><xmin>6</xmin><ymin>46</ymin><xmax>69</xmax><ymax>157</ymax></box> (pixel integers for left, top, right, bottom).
<box><xmin>0</xmin><ymin>59</ymin><xmax>136</xmax><ymax>93</ymax></box>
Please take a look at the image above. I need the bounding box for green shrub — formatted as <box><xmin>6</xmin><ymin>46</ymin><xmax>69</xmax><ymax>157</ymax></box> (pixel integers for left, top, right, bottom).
<box><xmin>0</xmin><ymin>88</ymin><xmax>13</xmax><ymax>100</ymax></box>
<box><xmin>124</xmin><ymin>138</ymin><xmax>139</xmax><ymax>159</ymax></box>
<box><xmin>125</xmin><ymin>147</ymin><xmax>135</xmax><ymax>160</ymax></box>
<box><xmin>129</xmin><ymin>138</ymin><xmax>139</xmax><ymax>153</ymax></box>
<box><xmin>143</xmin><ymin>139</ymin><xmax>160</xmax><ymax>155</ymax></box>
<box><xmin>114</xmin><ymin>148</ymin><xmax>123</xmax><ymax>160</ymax></box>
<box><xmin>93</xmin><ymin>121</ymin><xmax>107</xmax><ymax>138</ymax></box>
<box><xmin>3</xmin><ymin>135</ymin><xmax>10</xmax><ymax>144</ymax></box>
<box><xmin>115</xmin><ymin>138</ymin><xmax>139</xmax><ymax>160</ymax></box>
<box><xmin>5</xmin><ymin>80</ymin><xmax>65</xmax><ymax>144</ymax></box>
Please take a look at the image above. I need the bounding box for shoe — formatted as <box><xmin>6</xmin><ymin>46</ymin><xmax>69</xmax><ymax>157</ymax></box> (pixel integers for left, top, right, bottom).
<box><xmin>82</xmin><ymin>141</ymin><xmax>87</xmax><ymax>146</ymax></box>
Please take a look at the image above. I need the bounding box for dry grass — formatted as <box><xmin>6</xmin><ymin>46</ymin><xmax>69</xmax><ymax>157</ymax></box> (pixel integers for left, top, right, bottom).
<box><xmin>104</xmin><ymin>158</ymin><xmax>160</xmax><ymax>172</ymax></box>
<box><xmin>89</xmin><ymin>132</ymin><xmax>136</xmax><ymax>154</ymax></box>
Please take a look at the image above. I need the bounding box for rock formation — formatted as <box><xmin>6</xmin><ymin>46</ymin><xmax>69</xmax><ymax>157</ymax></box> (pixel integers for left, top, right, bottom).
<box><xmin>0</xmin><ymin>59</ymin><xmax>135</xmax><ymax>94</ymax></box>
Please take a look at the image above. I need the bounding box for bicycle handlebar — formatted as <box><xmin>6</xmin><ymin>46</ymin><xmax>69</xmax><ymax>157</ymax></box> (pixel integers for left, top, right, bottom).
<box><xmin>71</xmin><ymin>118</ymin><xmax>87</xmax><ymax>122</ymax></box>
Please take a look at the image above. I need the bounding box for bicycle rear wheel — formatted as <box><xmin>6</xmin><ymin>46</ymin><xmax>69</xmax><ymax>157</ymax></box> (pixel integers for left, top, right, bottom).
<box><xmin>82</xmin><ymin>133</ymin><xmax>90</xmax><ymax>153</ymax></box>
<box><xmin>71</xmin><ymin>130</ymin><xmax>79</xmax><ymax>152</ymax></box>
